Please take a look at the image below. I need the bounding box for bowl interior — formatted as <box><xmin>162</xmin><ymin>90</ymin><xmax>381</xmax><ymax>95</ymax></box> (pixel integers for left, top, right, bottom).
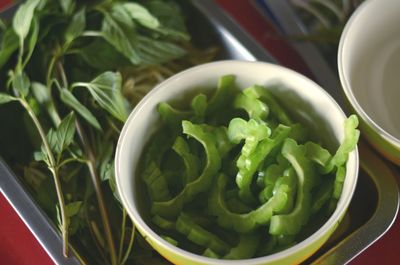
<box><xmin>115</xmin><ymin>61</ymin><xmax>358</xmax><ymax>264</ymax></box>
<box><xmin>339</xmin><ymin>0</ymin><xmax>400</xmax><ymax>142</ymax></box>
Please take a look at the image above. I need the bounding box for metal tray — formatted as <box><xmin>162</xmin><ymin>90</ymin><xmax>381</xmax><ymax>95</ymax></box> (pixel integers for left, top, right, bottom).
<box><xmin>1</xmin><ymin>1</ymin><xmax>399</xmax><ymax>265</ymax></box>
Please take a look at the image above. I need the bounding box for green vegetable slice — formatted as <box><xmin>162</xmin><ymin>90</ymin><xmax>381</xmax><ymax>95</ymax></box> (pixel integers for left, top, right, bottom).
<box><xmin>304</xmin><ymin>141</ymin><xmax>332</xmax><ymax>170</ymax></box>
<box><xmin>258</xmin><ymin>161</ymin><xmax>288</xmax><ymax>203</ymax></box>
<box><xmin>224</xmin><ymin>233</ymin><xmax>260</xmax><ymax>260</ymax></box>
<box><xmin>176</xmin><ymin>213</ymin><xmax>230</xmax><ymax>255</ymax></box>
<box><xmin>207</xmin><ymin>75</ymin><xmax>236</xmax><ymax>115</ymax></box>
<box><xmin>245</xmin><ymin>85</ymin><xmax>293</xmax><ymax>125</ymax></box>
<box><xmin>152</xmin><ymin>215</ymin><xmax>175</xmax><ymax>230</ymax></box>
<box><xmin>142</xmin><ymin>162</ymin><xmax>171</xmax><ymax>202</ymax></box>
<box><xmin>273</xmin><ymin>167</ymin><xmax>298</xmax><ymax>215</ymax></box>
<box><xmin>158</xmin><ymin>102</ymin><xmax>191</xmax><ymax>129</ymax></box>
<box><xmin>234</xmin><ymin>90</ymin><xmax>269</xmax><ymax>120</ymax></box>
<box><xmin>269</xmin><ymin>138</ymin><xmax>315</xmax><ymax>236</ymax></box>
<box><xmin>307</xmin><ymin>115</ymin><xmax>360</xmax><ymax>211</ymax></box>
<box><xmin>151</xmin><ymin>121</ymin><xmax>221</xmax><ymax>218</ymax></box>
<box><xmin>208</xmin><ymin>174</ymin><xmax>288</xmax><ymax>233</ymax></box>
<box><xmin>311</xmin><ymin>178</ymin><xmax>334</xmax><ymax>214</ymax></box>
<box><xmin>172</xmin><ymin>136</ymin><xmax>199</xmax><ymax>184</ymax></box>
<box><xmin>191</xmin><ymin>93</ymin><xmax>207</xmax><ymax>123</ymax></box>
<box><xmin>228</xmin><ymin>118</ymin><xmax>271</xmax><ymax>155</ymax></box>
<box><xmin>328</xmin><ymin>115</ymin><xmax>360</xmax><ymax>170</ymax></box>
<box><xmin>200</xmin><ymin>124</ymin><xmax>234</xmax><ymax>158</ymax></box>
<box><xmin>161</xmin><ymin>235</ymin><xmax>178</xmax><ymax>246</ymax></box>
<box><xmin>203</xmin><ymin>248</ymin><xmax>220</xmax><ymax>259</ymax></box>
<box><xmin>144</xmin><ymin>130</ymin><xmax>174</xmax><ymax>166</ymax></box>
<box><xmin>230</xmin><ymin>122</ymin><xmax>291</xmax><ymax>203</ymax></box>
<box><xmin>258</xmin><ymin>234</ymin><xmax>296</xmax><ymax>256</ymax></box>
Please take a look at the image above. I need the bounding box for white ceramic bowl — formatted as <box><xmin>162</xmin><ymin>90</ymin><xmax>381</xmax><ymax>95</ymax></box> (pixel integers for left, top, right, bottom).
<box><xmin>338</xmin><ymin>0</ymin><xmax>400</xmax><ymax>164</ymax></box>
<box><xmin>115</xmin><ymin>61</ymin><xmax>359</xmax><ymax>265</ymax></box>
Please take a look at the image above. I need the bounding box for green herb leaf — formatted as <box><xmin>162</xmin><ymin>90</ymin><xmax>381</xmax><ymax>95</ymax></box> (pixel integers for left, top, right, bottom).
<box><xmin>73</xmin><ymin>72</ymin><xmax>128</xmax><ymax>122</ymax></box>
<box><xmin>43</xmin><ymin>128</ymin><xmax>58</xmax><ymax>164</ymax></box>
<box><xmin>59</xmin><ymin>0</ymin><xmax>75</xmax><ymax>14</ymax></box>
<box><xmin>98</xmin><ymin>143</ymin><xmax>114</xmax><ymax>182</ymax></box>
<box><xmin>54</xmin><ymin>112</ymin><xmax>76</xmax><ymax>155</ymax></box>
<box><xmin>122</xmin><ymin>2</ymin><xmax>160</xmax><ymax>29</ymax></box>
<box><xmin>32</xmin><ymin>82</ymin><xmax>61</xmax><ymax>126</ymax></box>
<box><xmin>31</xmin><ymin>82</ymin><xmax>50</xmax><ymax>104</ymax></box>
<box><xmin>12</xmin><ymin>0</ymin><xmax>40</xmax><ymax>41</ymax></box>
<box><xmin>101</xmin><ymin>162</ymin><xmax>114</xmax><ymax>182</ymax></box>
<box><xmin>23</xmin><ymin>17</ymin><xmax>39</xmax><ymax>67</ymax></box>
<box><xmin>65</xmin><ymin>7</ymin><xmax>86</xmax><ymax>46</ymax></box>
<box><xmin>108</xmin><ymin>171</ymin><xmax>121</xmax><ymax>204</ymax></box>
<box><xmin>79</xmin><ymin>39</ymin><xmax>129</xmax><ymax>71</ymax></box>
<box><xmin>58</xmin><ymin>201</ymin><xmax>83</xmax><ymax>237</ymax></box>
<box><xmin>67</xmin><ymin>201</ymin><xmax>85</xmax><ymax>236</ymax></box>
<box><xmin>101</xmin><ymin>5</ymin><xmax>140</xmax><ymax>64</ymax></box>
<box><xmin>145</xmin><ymin>0</ymin><xmax>189</xmax><ymax>40</ymax></box>
<box><xmin>66</xmin><ymin>201</ymin><xmax>83</xmax><ymax>217</ymax></box>
<box><xmin>42</xmin><ymin>112</ymin><xmax>76</xmax><ymax>158</ymax></box>
<box><xmin>0</xmin><ymin>28</ymin><xmax>19</xmax><ymax>68</ymax></box>
<box><xmin>12</xmin><ymin>71</ymin><xmax>30</xmax><ymax>98</ymax></box>
<box><xmin>137</xmin><ymin>36</ymin><xmax>186</xmax><ymax>64</ymax></box>
<box><xmin>33</xmin><ymin>151</ymin><xmax>46</xmax><ymax>162</ymax></box>
<box><xmin>0</xmin><ymin>93</ymin><xmax>18</xmax><ymax>104</ymax></box>
<box><xmin>60</xmin><ymin>89</ymin><xmax>102</xmax><ymax>131</ymax></box>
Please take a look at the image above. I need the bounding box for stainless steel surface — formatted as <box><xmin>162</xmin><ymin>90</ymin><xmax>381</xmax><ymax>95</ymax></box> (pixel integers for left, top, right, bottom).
<box><xmin>0</xmin><ymin>1</ymin><xmax>276</xmax><ymax>264</ymax></box>
<box><xmin>191</xmin><ymin>0</ymin><xmax>277</xmax><ymax>63</ymax></box>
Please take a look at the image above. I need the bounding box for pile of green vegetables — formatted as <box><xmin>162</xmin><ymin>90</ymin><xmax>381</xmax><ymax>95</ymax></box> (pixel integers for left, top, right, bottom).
<box><xmin>141</xmin><ymin>75</ymin><xmax>359</xmax><ymax>259</ymax></box>
<box><xmin>0</xmin><ymin>0</ymin><xmax>217</xmax><ymax>264</ymax></box>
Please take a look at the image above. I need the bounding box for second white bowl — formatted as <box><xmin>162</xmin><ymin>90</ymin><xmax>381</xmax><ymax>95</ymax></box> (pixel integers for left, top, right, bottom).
<box><xmin>338</xmin><ymin>0</ymin><xmax>400</xmax><ymax>164</ymax></box>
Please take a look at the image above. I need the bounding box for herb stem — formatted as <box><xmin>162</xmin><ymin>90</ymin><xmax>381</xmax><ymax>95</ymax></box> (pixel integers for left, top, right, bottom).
<box><xmin>107</xmin><ymin>117</ymin><xmax>121</xmax><ymax>134</ymax></box>
<box><xmin>19</xmin><ymin>99</ymin><xmax>69</xmax><ymax>257</ymax></box>
<box><xmin>47</xmin><ymin>55</ymin><xmax>58</xmax><ymax>88</ymax></box>
<box><xmin>44</xmin><ymin>56</ymin><xmax>63</xmax><ymax>127</ymax></box>
<box><xmin>118</xmin><ymin>209</ymin><xmax>127</xmax><ymax>264</ymax></box>
<box><xmin>121</xmin><ymin>226</ymin><xmax>135</xmax><ymax>265</ymax></box>
<box><xmin>58</xmin><ymin>157</ymin><xmax>88</xmax><ymax>169</ymax></box>
<box><xmin>17</xmin><ymin>40</ymin><xmax>24</xmax><ymax>72</ymax></box>
<box><xmin>70</xmin><ymin>82</ymin><xmax>88</xmax><ymax>90</ymax></box>
<box><xmin>75</xmin><ymin>119</ymin><xmax>118</xmax><ymax>265</ymax></box>
<box><xmin>70</xmin><ymin>245</ymin><xmax>89</xmax><ymax>265</ymax></box>
<box><xmin>84</xmin><ymin>206</ymin><xmax>108</xmax><ymax>263</ymax></box>
<box><xmin>91</xmin><ymin>221</ymin><xmax>106</xmax><ymax>248</ymax></box>
<box><xmin>57</xmin><ymin>61</ymin><xmax>69</xmax><ymax>89</ymax></box>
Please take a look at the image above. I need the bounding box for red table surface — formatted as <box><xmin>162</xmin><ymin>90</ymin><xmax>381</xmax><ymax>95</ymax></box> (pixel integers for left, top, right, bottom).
<box><xmin>1</xmin><ymin>0</ymin><xmax>399</xmax><ymax>264</ymax></box>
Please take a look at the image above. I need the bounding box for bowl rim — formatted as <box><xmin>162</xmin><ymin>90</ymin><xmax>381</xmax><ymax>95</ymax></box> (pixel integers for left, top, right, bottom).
<box><xmin>115</xmin><ymin>60</ymin><xmax>359</xmax><ymax>264</ymax></box>
<box><xmin>337</xmin><ymin>0</ymin><xmax>400</xmax><ymax>148</ymax></box>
